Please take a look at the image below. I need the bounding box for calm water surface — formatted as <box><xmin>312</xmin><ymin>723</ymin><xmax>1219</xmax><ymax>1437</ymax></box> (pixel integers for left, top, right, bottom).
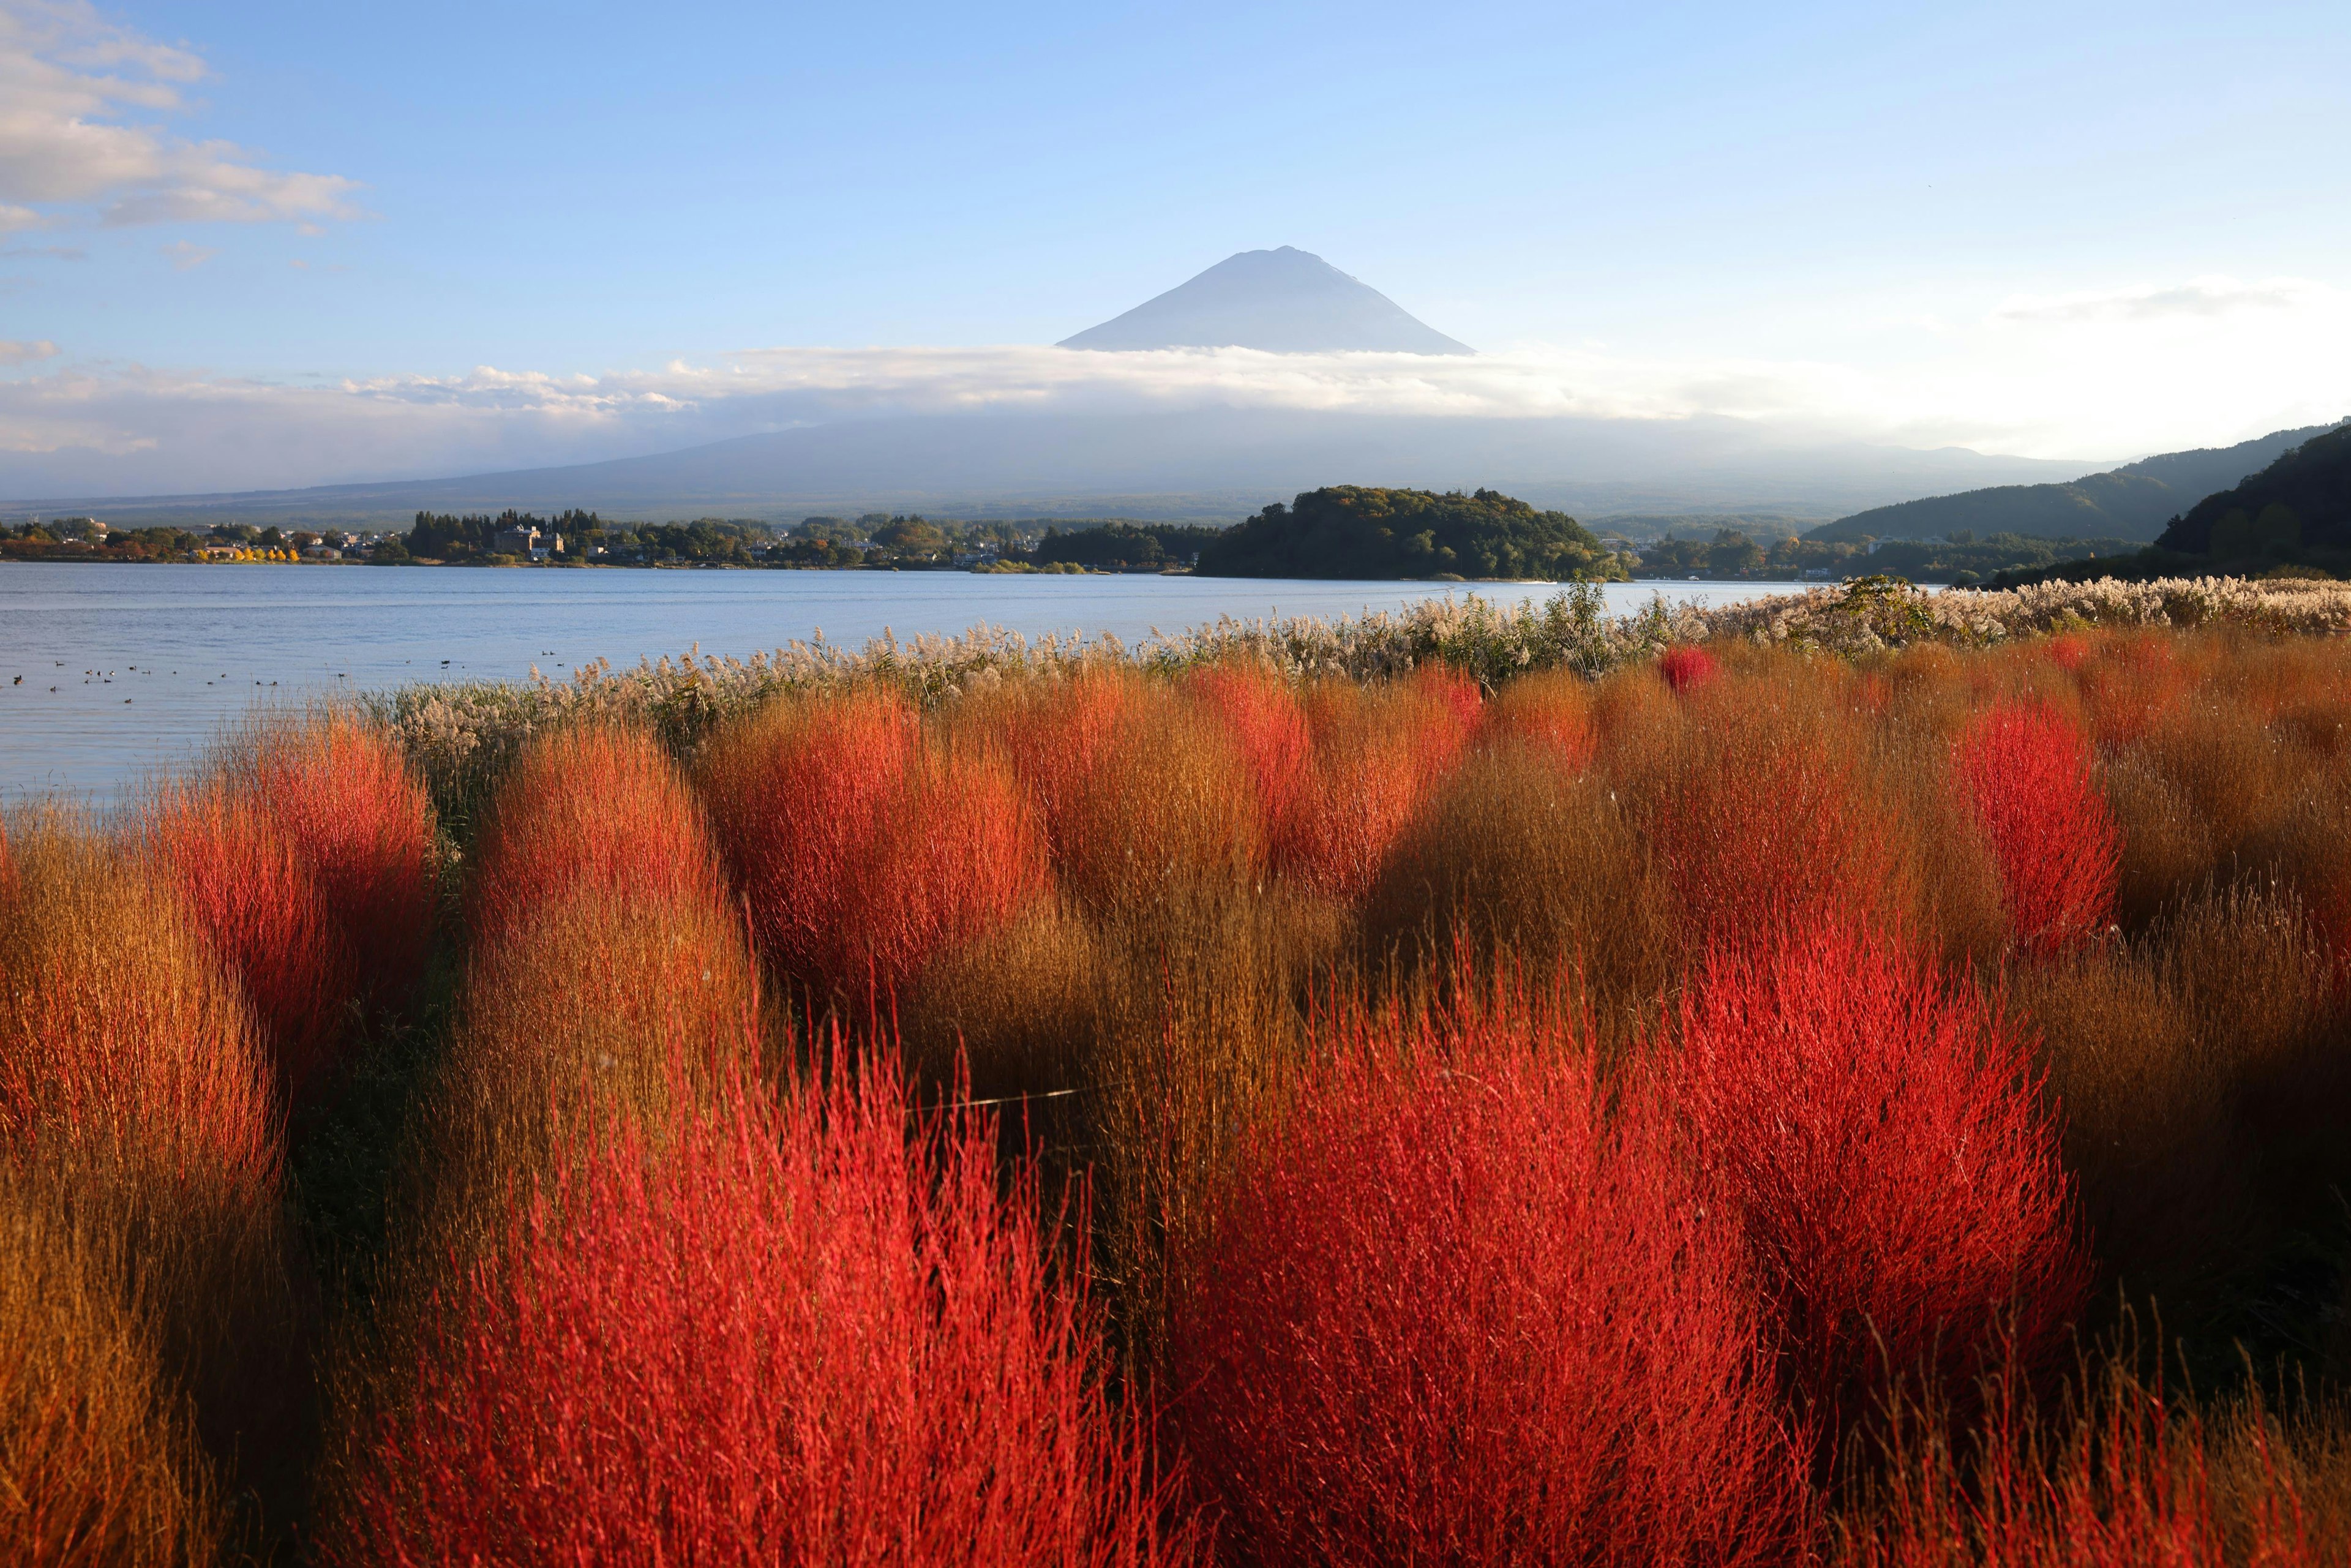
<box><xmin>0</xmin><ymin>564</ymin><xmax>1805</xmax><ymax>801</ymax></box>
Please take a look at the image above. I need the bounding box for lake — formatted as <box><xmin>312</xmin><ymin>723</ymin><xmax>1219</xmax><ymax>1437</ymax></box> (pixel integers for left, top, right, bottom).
<box><xmin>0</xmin><ymin>564</ymin><xmax>1807</xmax><ymax>801</ymax></box>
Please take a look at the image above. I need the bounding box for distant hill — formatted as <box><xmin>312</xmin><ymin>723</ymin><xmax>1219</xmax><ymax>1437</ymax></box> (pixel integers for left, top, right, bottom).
<box><xmin>1989</xmin><ymin>424</ymin><xmax>2351</xmax><ymax>588</ymax></box>
<box><xmin>2157</xmin><ymin>423</ymin><xmax>2351</xmax><ymax>557</ymax></box>
<box><xmin>8</xmin><ymin>408</ymin><xmax>2091</xmax><ymax>529</ymax></box>
<box><xmin>1059</xmin><ymin>247</ymin><xmax>1473</xmax><ymax>354</ymax></box>
<box><xmin>1804</xmin><ymin>423</ymin><xmax>2342</xmax><ymax>544</ymax></box>
<box><xmin>1195</xmin><ymin>486</ymin><xmax>1624</xmax><ymax>580</ymax></box>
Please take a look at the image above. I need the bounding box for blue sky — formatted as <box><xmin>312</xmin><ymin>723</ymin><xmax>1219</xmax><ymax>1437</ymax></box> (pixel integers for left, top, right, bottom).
<box><xmin>2</xmin><ymin>0</ymin><xmax>2347</xmax><ymax>491</ymax></box>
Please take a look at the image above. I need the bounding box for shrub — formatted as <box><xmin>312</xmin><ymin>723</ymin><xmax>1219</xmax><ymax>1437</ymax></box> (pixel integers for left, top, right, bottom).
<box><xmin>410</xmin><ymin>719</ymin><xmax>763</xmax><ymax>1244</ymax></box>
<box><xmin>0</xmin><ymin>816</ymin><xmax>303</xmax><ymax>1544</ymax></box>
<box><xmin>1274</xmin><ymin>670</ymin><xmax>1477</xmax><ymax>902</ymax></box>
<box><xmin>1187</xmin><ymin>663</ymin><xmax>1311</xmax><ymax>834</ymax></box>
<box><xmin>1957</xmin><ymin>702</ymin><xmax>2120</xmax><ymax>956</ymax></box>
<box><xmin>1630</xmin><ymin>683</ymin><xmax>1902</xmax><ymax>955</ymax></box>
<box><xmin>1060</xmin><ymin>686</ymin><xmax>1264</xmax><ymax>920</ymax></box>
<box><xmin>0</xmin><ymin>1177</ymin><xmax>224</xmax><ymax>1568</ymax></box>
<box><xmin>1477</xmin><ymin>667</ymin><xmax>1597</xmax><ymax>770</ymax></box>
<box><xmin>2074</xmin><ymin>631</ymin><xmax>2191</xmax><ymax>748</ymax></box>
<box><xmin>961</xmin><ymin>668</ymin><xmax>1134</xmax><ymax>861</ymax></box>
<box><xmin>243</xmin><ymin>713</ymin><xmax>438</xmax><ymax>1008</ymax></box>
<box><xmin>413</xmin><ymin>887</ymin><xmax>765</xmax><ymax>1262</ymax></box>
<box><xmin>2011</xmin><ymin>947</ymin><xmax>2260</xmax><ymax>1332</ymax></box>
<box><xmin>1673</xmin><ymin>918</ymin><xmax>2090</xmax><ymax>1473</ymax></box>
<box><xmin>1091</xmin><ymin>891</ymin><xmax>1341</xmax><ymax>1367</ymax></box>
<box><xmin>699</xmin><ymin>689</ymin><xmax>917</xmax><ymax>988</ymax></box>
<box><xmin>1168</xmin><ymin>977</ymin><xmax>1809</xmax><ymax>1566</ymax></box>
<box><xmin>1843</xmin><ymin>1344</ymin><xmax>2342</xmax><ymax>1566</ymax></box>
<box><xmin>899</xmin><ymin>899</ymin><xmax>1108</xmax><ymax>1105</ymax></box>
<box><xmin>470</xmin><ymin>724</ymin><xmax>729</xmax><ymax>950</ymax></box>
<box><xmin>334</xmin><ymin>1060</ymin><xmax>1194</xmax><ymax>1567</ymax></box>
<box><xmin>144</xmin><ymin>781</ymin><xmax>359</xmax><ymax>1108</ymax></box>
<box><xmin>831</xmin><ymin>745</ymin><xmax>1049</xmax><ymax>1000</ymax></box>
<box><xmin>1362</xmin><ymin>743</ymin><xmax>1671</xmax><ymax>1037</ymax></box>
<box><xmin>1658</xmin><ymin>644</ymin><xmax>1720</xmax><ymax>693</ymax></box>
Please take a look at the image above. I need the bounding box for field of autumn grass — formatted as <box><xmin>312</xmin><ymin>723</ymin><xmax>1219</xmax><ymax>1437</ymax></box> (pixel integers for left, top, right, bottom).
<box><xmin>11</xmin><ymin>580</ymin><xmax>2351</xmax><ymax>1564</ymax></box>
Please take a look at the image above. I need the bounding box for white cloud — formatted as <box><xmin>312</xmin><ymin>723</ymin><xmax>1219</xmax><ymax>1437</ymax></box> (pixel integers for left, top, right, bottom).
<box><xmin>0</xmin><ymin>0</ymin><xmax>362</xmax><ymax>231</ymax></box>
<box><xmin>0</xmin><ymin>272</ymin><xmax>2344</xmax><ymax>495</ymax></box>
<box><xmin>0</xmin><ymin>336</ymin><xmax>58</xmax><ymax>364</ymax></box>
<box><xmin>158</xmin><ymin>238</ymin><xmax>212</xmax><ymax>269</ymax></box>
<box><xmin>1992</xmin><ymin>274</ymin><xmax>2317</xmax><ymax>325</ymax></box>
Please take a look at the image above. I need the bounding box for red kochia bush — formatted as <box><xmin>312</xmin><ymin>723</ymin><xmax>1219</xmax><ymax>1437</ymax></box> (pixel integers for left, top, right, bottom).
<box><xmin>146</xmin><ymin>782</ymin><xmax>357</xmax><ymax>1108</ymax></box>
<box><xmin>248</xmin><ymin>716</ymin><xmax>437</xmax><ymax>1007</ymax></box>
<box><xmin>1673</xmin><ymin>918</ymin><xmax>2089</xmax><ymax>1473</ymax></box>
<box><xmin>1957</xmin><ymin>702</ymin><xmax>2120</xmax><ymax>957</ymax></box>
<box><xmin>988</xmin><ymin>670</ymin><xmax>1131</xmax><ymax>859</ymax></box>
<box><xmin>1187</xmin><ymin>664</ymin><xmax>1311</xmax><ymax>831</ymax></box>
<box><xmin>470</xmin><ymin>726</ymin><xmax>726</xmax><ymax>950</ymax></box>
<box><xmin>1851</xmin><ymin>1353</ymin><xmax>2325</xmax><ymax>1568</ymax></box>
<box><xmin>339</xmin><ymin>1059</ymin><xmax>1192</xmax><ymax>1567</ymax></box>
<box><xmin>1652</xmin><ymin>720</ymin><xmax>1888</xmax><ymax>955</ymax></box>
<box><xmin>1658</xmin><ymin>645</ymin><xmax>1720</xmax><ymax>694</ymax></box>
<box><xmin>1169</xmin><ymin>981</ymin><xmax>1808</xmax><ymax>1567</ymax></box>
<box><xmin>1276</xmin><ymin>669</ymin><xmax>1479</xmax><ymax>901</ymax></box>
<box><xmin>834</xmin><ymin>749</ymin><xmax>1049</xmax><ymax>996</ymax></box>
<box><xmin>1478</xmin><ymin>670</ymin><xmax>1597</xmax><ymax>770</ymax></box>
<box><xmin>700</xmin><ymin>690</ymin><xmax>917</xmax><ymax>985</ymax></box>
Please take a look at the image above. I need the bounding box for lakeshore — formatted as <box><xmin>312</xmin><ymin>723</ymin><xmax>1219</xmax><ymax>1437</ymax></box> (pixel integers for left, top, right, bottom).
<box><xmin>0</xmin><ymin>564</ymin><xmax>1805</xmax><ymax>801</ymax></box>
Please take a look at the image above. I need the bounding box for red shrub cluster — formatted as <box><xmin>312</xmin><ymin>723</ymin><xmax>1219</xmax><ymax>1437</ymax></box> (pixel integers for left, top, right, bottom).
<box><xmin>1649</xmin><ymin>716</ymin><xmax>1891</xmax><ymax>954</ymax></box>
<box><xmin>248</xmin><ymin>715</ymin><xmax>437</xmax><ymax>1006</ymax></box>
<box><xmin>469</xmin><ymin>724</ymin><xmax>728</xmax><ymax>947</ymax></box>
<box><xmin>338</xmin><ymin>1059</ymin><xmax>1191</xmax><ymax>1567</ymax></box>
<box><xmin>146</xmin><ymin>782</ymin><xmax>359</xmax><ymax>1108</ymax></box>
<box><xmin>1957</xmin><ymin>702</ymin><xmax>2120</xmax><ymax>957</ymax></box>
<box><xmin>1274</xmin><ymin>670</ymin><xmax>1478</xmax><ymax>901</ymax></box>
<box><xmin>1187</xmin><ymin>664</ymin><xmax>1311</xmax><ymax>830</ymax></box>
<box><xmin>989</xmin><ymin>669</ymin><xmax>1133</xmax><ymax>858</ymax></box>
<box><xmin>1169</xmin><ymin>977</ymin><xmax>1809</xmax><ymax>1566</ymax></box>
<box><xmin>142</xmin><ymin>715</ymin><xmax>439</xmax><ymax>1108</ymax></box>
<box><xmin>835</xmin><ymin>749</ymin><xmax>1049</xmax><ymax>996</ymax></box>
<box><xmin>704</xmin><ymin>694</ymin><xmax>1047</xmax><ymax>996</ymax></box>
<box><xmin>1672</xmin><ymin>918</ymin><xmax>2089</xmax><ymax>1472</ymax></box>
<box><xmin>1659</xmin><ymin>645</ymin><xmax>1720</xmax><ymax>694</ymax></box>
<box><xmin>700</xmin><ymin>689</ymin><xmax>918</xmax><ymax>984</ymax></box>
<box><xmin>1478</xmin><ymin>670</ymin><xmax>1598</xmax><ymax>770</ymax></box>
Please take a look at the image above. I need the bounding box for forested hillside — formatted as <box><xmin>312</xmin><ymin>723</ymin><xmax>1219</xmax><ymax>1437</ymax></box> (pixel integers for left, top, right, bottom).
<box><xmin>1805</xmin><ymin>422</ymin><xmax>2339</xmax><ymax>544</ymax></box>
<box><xmin>1196</xmin><ymin>486</ymin><xmax>1630</xmax><ymax>580</ymax></box>
<box><xmin>1995</xmin><ymin>424</ymin><xmax>2351</xmax><ymax>586</ymax></box>
<box><xmin>2158</xmin><ymin>422</ymin><xmax>2351</xmax><ymax>558</ymax></box>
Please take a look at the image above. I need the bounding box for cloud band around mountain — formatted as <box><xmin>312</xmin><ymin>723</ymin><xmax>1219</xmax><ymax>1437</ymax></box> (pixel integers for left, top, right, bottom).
<box><xmin>1</xmin><ymin>274</ymin><xmax>2345</xmax><ymax>500</ymax></box>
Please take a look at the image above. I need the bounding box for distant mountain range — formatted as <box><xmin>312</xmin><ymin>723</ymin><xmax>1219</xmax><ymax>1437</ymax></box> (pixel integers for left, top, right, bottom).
<box><xmin>1059</xmin><ymin>247</ymin><xmax>1473</xmax><ymax>354</ymax></box>
<box><xmin>1805</xmin><ymin>422</ymin><xmax>2345</xmax><ymax>544</ymax></box>
<box><xmin>4</xmin><ymin>246</ymin><xmax>2159</xmax><ymax>528</ymax></box>
<box><xmin>2158</xmin><ymin>422</ymin><xmax>2351</xmax><ymax>557</ymax></box>
<box><xmin>10</xmin><ymin>407</ymin><xmax>2093</xmax><ymax>528</ymax></box>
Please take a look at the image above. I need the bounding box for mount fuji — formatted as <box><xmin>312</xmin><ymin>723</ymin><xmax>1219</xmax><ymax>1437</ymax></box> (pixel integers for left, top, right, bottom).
<box><xmin>1059</xmin><ymin>247</ymin><xmax>1473</xmax><ymax>355</ymax></box>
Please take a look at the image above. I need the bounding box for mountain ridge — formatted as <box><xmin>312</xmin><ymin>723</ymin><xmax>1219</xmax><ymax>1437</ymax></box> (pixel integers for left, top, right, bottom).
<box><xmin>1059</xmin><ymin>247</ymin><xmax>1473</xmax><ymax>354</ymax></box>
<box><xmin>1804</xmin><ymin>422</ymin><xmax>2343</xmax><ymax>544</ymax></box>
<box><xmin>3</xmin><ymin>408</ymin><xmax>2092</xmax><ymax>527</ymax></box>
